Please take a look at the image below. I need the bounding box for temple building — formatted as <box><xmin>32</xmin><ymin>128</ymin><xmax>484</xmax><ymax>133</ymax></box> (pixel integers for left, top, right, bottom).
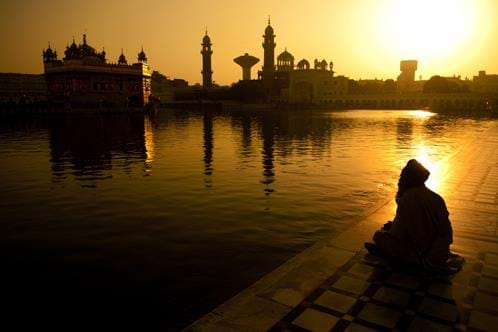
<box><xmin>42</xmin><ymin>35</ymin><xmax>152</xmax><ymax>107</ymax></box>
<box><xmin>255</xmin><ymin>19</ymin><xmax>348</xmax><ymax>104</ymax></box>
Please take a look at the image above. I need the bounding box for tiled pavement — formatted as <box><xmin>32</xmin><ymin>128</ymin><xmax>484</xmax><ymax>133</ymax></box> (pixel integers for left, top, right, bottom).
<box><xmin>187</xmin><ymin>121</ymin><xmax>498</xmax><ymax>332</ymax></box>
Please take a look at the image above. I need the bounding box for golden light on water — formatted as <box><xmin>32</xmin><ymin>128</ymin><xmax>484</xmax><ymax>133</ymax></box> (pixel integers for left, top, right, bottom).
<box><xmin>407</xmin><ymin>110</ymin><xmax>435</xmax><ymax>119</ymax></box>
<box><xmin>144</xmin><ymin>117</ymin><xmax>155</xmax><ymax>165</ymax></box>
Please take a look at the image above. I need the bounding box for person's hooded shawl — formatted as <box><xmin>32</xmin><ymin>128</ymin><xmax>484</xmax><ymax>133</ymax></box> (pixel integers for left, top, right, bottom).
<box><xmin>390</xmin><ymin>160</ymin><xmax>453</xmax><ymax>264</ymax></box>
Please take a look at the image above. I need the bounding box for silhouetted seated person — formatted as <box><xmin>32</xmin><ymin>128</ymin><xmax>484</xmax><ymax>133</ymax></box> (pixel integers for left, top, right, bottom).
<box><xmin>365</xmin><ymin>159</ymin><xmax>457</xmax><ymax>272</ymax></box>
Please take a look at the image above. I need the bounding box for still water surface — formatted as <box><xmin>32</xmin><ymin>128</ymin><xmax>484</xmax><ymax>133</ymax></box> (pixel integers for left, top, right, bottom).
<box><xmin>0</xmin><ymin>110</ymin><xmax>494</xmax><ymax>330</ymax></box>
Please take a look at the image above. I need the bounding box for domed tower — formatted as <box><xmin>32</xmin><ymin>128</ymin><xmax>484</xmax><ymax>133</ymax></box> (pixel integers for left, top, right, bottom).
<box><xmin>262</xmin><ymin>17</ymin><xmax>276</xmax><ymax>87</ymax></box>
<box><xmin>138</xmin><ymin>46</ymin><xmax>148</xmax><ymax>63</ymax></box>
<box><xmin>42</xmin><ymin>43</ymin><xmax>58</xmax><ymax>63</ymax></box>
<box><xmin>201</xmin><ymin>30</ymin><xmax>213</xmax><ymax>89</ymax></box>
<box><xmin>118</xmin><ymin>49</ymin><xmax>128</xmax><ymax>65</ymax></box>
<box><xmin>277</xmin><ymin>48</ymin><xmax>294</xmax><ymax>71</ymax></box>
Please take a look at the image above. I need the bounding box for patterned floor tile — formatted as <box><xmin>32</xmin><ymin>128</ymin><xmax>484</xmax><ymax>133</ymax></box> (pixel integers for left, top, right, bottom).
<box><xmin>469</xmin><ymin>310</ymin><xmax>498</xmax><ymax>331</ymax></box>
<box><xmin>314</xmin><ymin>290</ymin><xmax>357</xmax><ymax>313</ymax></box>
<box><xmin>473</xmin><ymin>292</ymin><xmax>498</xmax><ymax>313</ymax></box>
<box><xmin>386</xmin><ymin>272</ymin><xmax>421</xmax><ymax>290</ymax></box>
<box><xmin>357</xmin><ymin>303</ymin><xmax>402</xmax><ymax>329</ymax></box>
<box><xmin>372</xmin><ymin>286</ymin><xmax>411</xmax><ymax>307</ymax></box>
<box><xmin>407</xmin><ymin>317</ymin><xmax>453</xmax><ymax>332</ymax></box>
<box><xmin>418</xmin><ymin>298</ymin><xmax>458</xmax><ymax>322</ymax></box>
<box><xmin>292</xmin><ymin>308</ymin><xmax>339</xmax><ymax>332</ymax></box>
<box><xmin>344</xmin><ymin>323</ymin><xmax>377</xmax><ymax>332</ymax></box>
<box><xmin>478</xmin><ymin>276</ymin><xmax>498</xmax><ymax>293</ymax></box>
<box><xmin>331</xmin><ymin>276</ymin><xmax>370</xmax><ymax>295</ymax></box>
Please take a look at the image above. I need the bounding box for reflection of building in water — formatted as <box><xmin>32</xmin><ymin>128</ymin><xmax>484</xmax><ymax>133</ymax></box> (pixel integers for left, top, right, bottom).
<box><xmin>229</xmin><ymin>113</ymin><xmax>253</xmax><ymax>159</ymax></box>
<box><xmin>49</xmin><ymin>115</ymin><xmax>147</xmax><ymax>184</ymax></box>
<box><xmin>260</xmin><ymin>115</ymin><xmax>275</xmax><ymax>195</ymax></box>
<box><xmin>42</xmin><ymin>35</ymin><xmax>151</xmax><ymax>107</ymax></box>
<box><xmin>144</xmin><ymin>116</ymin><xmax>155</xmax><ymax>168</ymax></box>
<box><xmin>395</xmin><ymin>117</ymin><xmax>413</xmax><ymax>149</ymax></box>
<box><xmin>203</xmin><ymin>112</ymin><xmax>214</xmax><ymax>185</ymax></box>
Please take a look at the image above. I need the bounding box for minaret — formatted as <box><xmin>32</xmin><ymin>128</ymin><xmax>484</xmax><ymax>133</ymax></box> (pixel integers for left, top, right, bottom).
<box><xmin>201</xmin><ymin>29</ymin><xmax>213</xmax><ymax>89</ymax></box>
<box><xmin>262</xmin><ymin>16</ymin><xmax>276</xmax><ymax>88</ymax></box>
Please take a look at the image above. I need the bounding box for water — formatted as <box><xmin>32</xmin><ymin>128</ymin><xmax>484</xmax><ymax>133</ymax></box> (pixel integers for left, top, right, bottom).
<box><xmin>0</xmin><ymin>109</ymin><xmax>494</xmax><ymax>330</ymax></box>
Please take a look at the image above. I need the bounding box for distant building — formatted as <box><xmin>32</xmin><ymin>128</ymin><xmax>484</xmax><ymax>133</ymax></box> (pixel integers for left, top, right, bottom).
<box><xmin>472</xmin><ymin>71</ymin><xmax>498</xmax><ymax>94</ymax></box>
<box><xmin>397</xmin><ymin>60</ymin><xmax>418</xmax><ymax>92</ymax></box>
<box><xmin>0</xmin><ymin>73</ymin><xmax>47</xmax><ymax>102</ymax></box>
<box><xmin>42</xmin><ymin>35</ymin><xmax>152</xmax><ymax>107</ymax></box>
<box><xmin>151</xmin><ymin>71</ymin><xmax>189</xmax><ymax>102</ymax></box>
<box><xmin>201</xmin><ymin>31</ymin><xmax>213</xmax><ymax>89</ymax></box>
<box><xmin>288</xmin><ymin>67</ymin><xmax>348</xmax><ymax>104</ymax></box>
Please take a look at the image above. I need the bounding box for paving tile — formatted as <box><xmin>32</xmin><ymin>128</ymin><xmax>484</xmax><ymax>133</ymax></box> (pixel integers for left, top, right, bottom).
<box><xmin>372</xmin><ymin>286</ymin><xmax>411</xmax><ymax>307</ymax></box>
<box><xmin>482</xmin><ymin>265</ymin><xmax>498</xmax><ymax>278</ymax></box>
<box><xmin>314</xmin><ymin>290</ymin><xmax>357</xmax><ymax>313</ymax></box>
<box><xmin>473</xmin><ymin>292</ymin><xmax>498</xmax><ymax>313</ymax></box>
<box><xmin>407</xmin><ymin>317</ymin><xmax>453</xmax><ymax>332</ymax></box>
<box><xmin>484</xmin><ymin>253</ymin><xmax>498</xmax><ymax>266</ymax></box>
<box><xmin>418</xmin><ymin>298</ymin><xmax>458</xmax><ymax>322</ymax></box>
<box><xmin>332</xmin><ymin>276</ymin><xmax>370</xmax><ymax>295</ymax></box>
<box><xmin>347</xmin><ymin>263</ymin><xmax>377</xmax><ymax>279</ymax></box>
<box><xmin>386</xmin><ymin>272</ymin><xmax>420</xmax><ymax>290</ymax></box>
<box><xmin>357</xmin><ymin>303</ymin><xmax>402</xmax><ymax>329</ymax></box>
<box><xmin>292</xmin><ymin>308</ymin><xmax>339</xmax><ymax>332</ymax></box>
<box><xmin>427</xmin><ymin>282</ymin><xmax>467</xmax><ymax>301</ymax></box>
<box><xmin>345</xmin><ymin>323</ymin><xmax>377</xmax><ymax>332</ymax></box>
<box><xmin>478</xmin><ymin>276</ymin><xmax>498</xmax><ymax>294</ymax></box>
<box><xmin>469</xmin><ymin>310</ymin><xmax>498</xmax><ymax>331</ymax></box>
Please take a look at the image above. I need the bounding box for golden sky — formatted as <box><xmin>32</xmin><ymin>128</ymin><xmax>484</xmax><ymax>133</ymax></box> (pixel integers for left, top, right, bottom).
<box><xmin>0</xmin><ymin>0</ymin><xmax>496</xmax><ymax>85</ymax></box>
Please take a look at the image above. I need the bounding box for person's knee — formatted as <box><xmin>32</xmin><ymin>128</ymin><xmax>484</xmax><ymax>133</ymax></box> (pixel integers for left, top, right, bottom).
<box><xmin>373</xmin><ymin>230</ymin><xmax>387</xmax><ymax>245</ymax></box>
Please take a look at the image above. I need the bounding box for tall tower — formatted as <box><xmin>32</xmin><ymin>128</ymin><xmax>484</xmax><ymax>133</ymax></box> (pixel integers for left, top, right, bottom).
<box><xmin>201</xmin><ymin>30</ymin><xmax>213</xmax><ymax>89</ymax></box>
<box><xmin>262</xmin><ymin>17</ymin><xmax>276</xmax><ymax>87</ymax></box>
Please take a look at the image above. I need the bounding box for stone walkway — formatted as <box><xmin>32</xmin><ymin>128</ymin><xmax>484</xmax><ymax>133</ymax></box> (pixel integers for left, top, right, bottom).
<box><xmin>186</xmin><ymin>122</ymin><xmax>498</xmax><ymax>332</ymax></box>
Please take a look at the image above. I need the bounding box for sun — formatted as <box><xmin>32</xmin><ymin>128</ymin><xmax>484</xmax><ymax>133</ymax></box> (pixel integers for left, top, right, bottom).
<box><xmin>379</xmin><ymin>0</ymin><xmax>478</xmax><ymax>62</ymax></box>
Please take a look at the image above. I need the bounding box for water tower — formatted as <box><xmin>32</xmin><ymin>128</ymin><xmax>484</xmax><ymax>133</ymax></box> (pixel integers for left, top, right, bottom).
<box><xmin>234</xmin><ymin>53</ymin><xmax>260</xmax><ymax>80</ymax></box>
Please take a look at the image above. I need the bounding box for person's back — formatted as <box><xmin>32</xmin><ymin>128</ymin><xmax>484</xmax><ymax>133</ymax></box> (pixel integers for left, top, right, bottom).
<box><xmin>388</xmin><ymin>185</ymin><xmax>453</xmax><ymax>266</ymax></box>
<box><xmin>367</xmin><ymin>159</ymin><xmax>453</xmax><ymax>270</ymax></box>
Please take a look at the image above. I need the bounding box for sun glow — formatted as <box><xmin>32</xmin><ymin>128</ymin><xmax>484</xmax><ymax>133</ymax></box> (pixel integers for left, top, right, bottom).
<box><xmin>379</xmin><ymin>0</ymin><xmax>478</xmax><ymax>62</ymax></box>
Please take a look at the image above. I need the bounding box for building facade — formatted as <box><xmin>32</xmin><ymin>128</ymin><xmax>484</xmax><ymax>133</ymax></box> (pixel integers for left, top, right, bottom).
<box><xmin>288</xmin><ymin>69</ymin><xmax>348</xmax><ymax>104</ymax></box>
<box><xmin>473</xmin><ymin>71</ymin><xmax>498</xmax><ymax>94</ymax></box>
<box><xmin>42</xmin><ymin>35</ymin><xmax>152</xmax><ymax>107</ymax></box>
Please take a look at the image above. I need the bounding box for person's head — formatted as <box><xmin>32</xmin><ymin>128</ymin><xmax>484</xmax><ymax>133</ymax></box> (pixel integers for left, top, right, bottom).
<box><xmin>396</xmin><ymin>159</ymin><xmax>430</xmax><ymax>199</ymax></box>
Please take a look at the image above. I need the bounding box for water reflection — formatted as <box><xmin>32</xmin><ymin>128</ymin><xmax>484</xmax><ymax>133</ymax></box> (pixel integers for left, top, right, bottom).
<box><xmin>260</xmin><ymin>114</ymin><xmax>276</xmax><ymax>195</ymax></box>
<box><xmin>49</xmin><ymin>115</ymin><xmax>147</xmax><ymax>185</ymax></box>
<box><xmin>203</xmin><ymin>112</ymin><xmax>214</xmax><ymax>187</ymax></box>
<box><xmin>144</xmin><ymin>116</ymin><xmax>155</xmax><ymax>173</ymax></box>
